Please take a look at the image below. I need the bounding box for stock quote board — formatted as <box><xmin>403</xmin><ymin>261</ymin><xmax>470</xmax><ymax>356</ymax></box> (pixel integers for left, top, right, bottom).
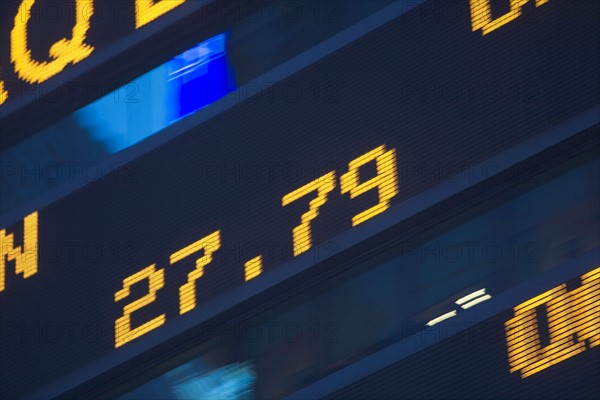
<box><xmin>1</xmin><ymin>0</ymin><xmax>599</xmax><ymax>398</ymax></box>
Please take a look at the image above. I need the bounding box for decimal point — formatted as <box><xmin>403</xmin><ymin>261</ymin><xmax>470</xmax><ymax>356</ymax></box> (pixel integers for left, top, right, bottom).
<box><xmin>244</xmin><ymin>256</ymin><xmax>263</xmax><ymax>282</ymax></box>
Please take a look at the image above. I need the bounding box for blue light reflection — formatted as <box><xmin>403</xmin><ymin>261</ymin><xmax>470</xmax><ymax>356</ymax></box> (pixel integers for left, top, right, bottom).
<box><xmin>76</xmin><ymin>33</ymin><xmax>235</xmax><ymax>153</ymax></box>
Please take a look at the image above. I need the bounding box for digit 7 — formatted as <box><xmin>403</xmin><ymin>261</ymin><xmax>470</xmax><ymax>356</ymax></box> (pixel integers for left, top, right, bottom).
<box><xmin>282</xmin><ymin>172</ymin><xmax>336</xmax><ymax>256</ymax></box>
<box><xmin>341</xmin><ymin>145</ymin><xmax>398</xmax><ymax>226</ymax></box>
<box><xmin>170</xmin><ymin>230</ymin><xmax>221</xmax><ymax>315</ymax></box>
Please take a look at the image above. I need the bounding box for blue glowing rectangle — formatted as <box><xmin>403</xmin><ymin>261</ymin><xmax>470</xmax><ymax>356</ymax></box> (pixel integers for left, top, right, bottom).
<box><xmin>76</xmin><ymin>33</ymin><xmax>236</xmax><ymax>153</ymax></box>
<box><xmin>167</xmin><ymin>33</ymin><xmax>236</xmax><ymax>121</ymax></box>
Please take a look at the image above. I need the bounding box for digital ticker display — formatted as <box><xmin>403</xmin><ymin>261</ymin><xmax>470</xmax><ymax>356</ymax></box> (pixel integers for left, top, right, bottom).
<box><xmin>0</xmin><ymin>0</ymin><xmax>599</xmax><ymax>398</ymax></box>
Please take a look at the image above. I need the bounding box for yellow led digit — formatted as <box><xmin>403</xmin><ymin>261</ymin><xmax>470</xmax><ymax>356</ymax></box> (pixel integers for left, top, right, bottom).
<box><xmin>282</xmin><ymin>172</ymin><xmax>336</xmax><ymax>256</ymax></box>
<box><xmin>114</xmin><ymin>265</ymin><xmax>166</xmax><ymax>348</ymax></box>
<box><xmin>135</xmin><ymin>0</ymin><xmax>187</xmax><ymax>29</ymax></box>
<box><xmin>470</xmin><ymin>0</ymin><xmax>550</xmax><ymax>36</ymax></box>
<box><xmin>0</xmin><ymin>212</ymin><xmax>38</xmax><ymax>293</ymax></box>
<box><xmin>505</xmin><ymin>267</ymin><xmax>600</xmax><ymax>378</ymax></box>
<box><xmin>11</xmin><ymin>0</ymin><xmax>94</xmax><ymax>84</ymax></box>
<box><xmin>170</xmin><ymin>230</ymin><xmax>221</xmax><ymax>315</ymax></box>
<box><xmin>340</xmin><ymin>145</ymin><xmax>398</xmax><ymax>226</ymax></box>
<box><xmin>0</xmin><ymin>78</ymin><xmax>7</xmax><ymax>105</ymax></box>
